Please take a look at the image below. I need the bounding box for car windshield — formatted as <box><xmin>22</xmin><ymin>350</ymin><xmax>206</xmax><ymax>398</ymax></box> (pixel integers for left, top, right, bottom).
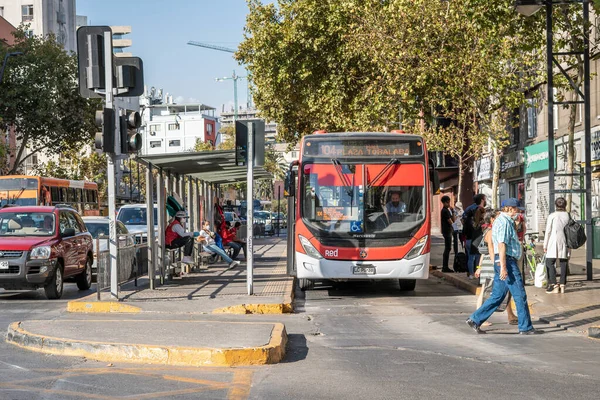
<box><xmin>0</xmin><ymin>212</ymin><xmax>55</xmax><ymax>236</ymax></box>
<box><xmin>302</xmin><ymin>162</ymin><xmax>426</xmax><ymax>235</ymax></box>
<box><xmin>85</xmin><ymin>222</ymin><xmax>110</xmax><ymax>239</ymax></box>
<box><xmin>118</xmin><ymin>207</ymin><xmax>158</xmax><ymax>226</ymax></box>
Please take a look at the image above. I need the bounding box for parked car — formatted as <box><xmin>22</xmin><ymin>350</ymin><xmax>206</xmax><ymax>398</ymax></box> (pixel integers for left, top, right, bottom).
<box><xmin>0</xmin><ymin>205</ymin><xmax>93</xmax><ymax>299</ymax></box>
<box><xmin>82</xmin><ymin>216</ymin><xmax>133</xmax><ymax>275</ymax></box>
<box><xmin>117</xmin><ymin>204</ymin><xmax>159</xmax><ymax>241</ymax></box>
<box><xmin>254</xmin><ymin>211</ymin><xmax>273</xmax><ymax>235</ymax></box>
<box><xmin>271</xmin><ymin>212</ymin><xmax>287</xmax><ymax>229</ymax></box>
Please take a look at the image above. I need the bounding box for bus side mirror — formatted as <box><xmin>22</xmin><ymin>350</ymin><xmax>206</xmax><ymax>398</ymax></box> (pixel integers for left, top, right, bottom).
<box><xmin>284</xmin><ymin>169</ymin><xmax>296</xmax><ymax>197</ymax></box>
<box><xmin>431</xmin><ymin>170</ymin><xmax>440</xmax><ymax>194</ymax></box>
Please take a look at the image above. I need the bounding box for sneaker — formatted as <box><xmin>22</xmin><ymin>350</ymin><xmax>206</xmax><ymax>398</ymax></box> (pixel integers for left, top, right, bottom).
<box><xmin>519</xmin><ymin>329</ymin><xmax>542</xmax><ymax>335</ymax></box>
<box><xmin>466</xmin><ymin>319</ymin><xmax>486</xmax><ymax>334</ymax></box>
<box><xmin>182</xmin><ymin>256</ymin><xmax>194</xmax><ymax>264</ymax></box>
<box><xmin>227</xmin><ymin>260</ymin><xmax>241</xmax><ymax>270</ymax></box>
<box><xmin>468</xmin><ymin>275</ymin><xmax>474</xmax><ymax>280</ymax></box>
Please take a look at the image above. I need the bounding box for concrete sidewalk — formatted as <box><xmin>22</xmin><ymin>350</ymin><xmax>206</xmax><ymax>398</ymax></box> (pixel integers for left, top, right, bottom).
<box><xmin>429</xmin><ymin>234</ymin><xmax>600</xmax><ymax>338</ymax></box>
<box><xmin>6</xmin><ymin>236</ymin><xmax>293</xmax><ymax>367</ymax></box>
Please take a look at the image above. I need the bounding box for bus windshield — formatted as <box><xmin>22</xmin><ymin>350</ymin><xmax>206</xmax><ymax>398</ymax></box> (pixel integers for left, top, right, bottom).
<box><xmin>302</xmin><ymin>162</ymin><xmax>425</xmax><ymax>235</ymax></box>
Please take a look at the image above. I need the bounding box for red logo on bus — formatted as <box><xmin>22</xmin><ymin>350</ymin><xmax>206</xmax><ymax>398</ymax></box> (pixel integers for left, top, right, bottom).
<box><xmin>359</xmin><ymin>249</ymin><xmax>367</xmax><ymax>259</ymax></box>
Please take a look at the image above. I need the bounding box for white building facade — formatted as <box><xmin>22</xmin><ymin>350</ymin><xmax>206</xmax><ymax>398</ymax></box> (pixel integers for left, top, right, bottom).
<box><xmin>0</xmin><ymin>0</ymin><xmax>76</xmax><ymax>52</ymax></box>
<box><xmin>141</xmin><ymin>103</ymin><xmax>218</xmax><ymax>155</ymax></box>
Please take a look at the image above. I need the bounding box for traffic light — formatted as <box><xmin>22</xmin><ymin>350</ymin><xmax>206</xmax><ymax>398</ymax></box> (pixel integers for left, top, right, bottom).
<box><xmin>94</xmin><ymin>107</ymin><xmax>115</xmax><ymax>152</ymax></box>
<box><xmin>235</xmin><ymin>121</ymin><xmax>248</xmax><ymax>166</ymax></box>
<box><xmin>120</xmin><ymin>110</ymin><xmax>142</xmax><ymax>154</ymax></box>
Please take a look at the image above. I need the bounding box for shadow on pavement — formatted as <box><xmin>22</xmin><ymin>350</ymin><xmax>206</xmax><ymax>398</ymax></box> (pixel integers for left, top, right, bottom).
<box><xmin>0</xmin><ymin>286</ymin><xmax>95</xmax><ymax>301</ymax></box>
<box><xmin>283</xmin><ymin>334</ymin><xmax>309</xmax><ymax>363</ymax></box>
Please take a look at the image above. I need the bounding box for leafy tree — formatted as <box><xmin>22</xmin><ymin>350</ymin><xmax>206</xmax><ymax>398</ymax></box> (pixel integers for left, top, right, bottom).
<box><xmin>217</xmin><ymin>125</ymin><xmax>235</xmax><ymax>150</ymax></box>
<box><xmin>0</xmin><ymin>26</ymin><xmax>100</xmax><ymax>174</ymax></box>
<box><xmin>237</xmin><ymin>0</ymin><xmax>547</xmax><ymax>200</ymax></box>
<box><xmin>194</xmin><ymin>138</ymin><xmax>214</xmax><ymax>152</ymax></box>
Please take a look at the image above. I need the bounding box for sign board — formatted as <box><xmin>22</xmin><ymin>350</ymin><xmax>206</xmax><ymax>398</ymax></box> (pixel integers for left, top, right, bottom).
<box><xmin>474</xmin><ymin>156</ymin><xmax>493</xmax><ymax>181</ymax></box>
<box><xmin>524</xmin><ymin>140</ymin><xmax>550</xmax><ymax>174</ymax></box>
<box><xmin>591</xmin><ymin>130</ymin><xmax>600</xmax><ymax>166</ymax></box>
<box><xmin>77</xmin><ymin>26</ymin><xmax>113</xmax><ymax>99</ymax></box>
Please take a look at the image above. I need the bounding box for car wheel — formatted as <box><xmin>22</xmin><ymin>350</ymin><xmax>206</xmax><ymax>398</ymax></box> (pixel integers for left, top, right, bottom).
<box><xmin>44</xmin><ymin>262</ymin><xmax>64</xmax><ymax>300</ymax></box>
<box><xmin>399</xmin><ymin>279</ymin><xmax>417</xmax><ymax>292</ymax></box>
<box><xmin>298</xmin><ymin>278</ymin><xmax>314</xmax><ymax>291</ymax></box>
<box><xmin>76</xmin><ymin>258</ymin><xmax>93</xmax><ymax>290</ymax></box>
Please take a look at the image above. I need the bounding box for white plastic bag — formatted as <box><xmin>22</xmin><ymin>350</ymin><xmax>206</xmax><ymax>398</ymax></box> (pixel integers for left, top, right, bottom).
<box><xmin>534</xmin><ymin>256</ymin><xmax>547</xmax><ymax>288</ymax></box>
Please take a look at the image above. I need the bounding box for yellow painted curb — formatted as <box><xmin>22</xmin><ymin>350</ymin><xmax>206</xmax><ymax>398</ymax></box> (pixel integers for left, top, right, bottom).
<box><xmin>67</xmin><ymin>301</ymin><xmax>142</xmax><ymax>313</ymax></box>
<box><xmin>6</xmin><ymin>321</ymin><xmax>287</xmax><ymax>367</ymax></box>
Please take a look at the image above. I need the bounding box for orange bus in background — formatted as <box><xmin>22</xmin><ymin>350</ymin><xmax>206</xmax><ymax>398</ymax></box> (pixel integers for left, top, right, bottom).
<box><xmin>284</xmin><ymin>131</ymin><xmax>440</xmax><ymax>292</ymax></box>
<box><xmin>0</xmin><ymin>175</ymin><xmax>100</xmax><ymax>216</ymax></box>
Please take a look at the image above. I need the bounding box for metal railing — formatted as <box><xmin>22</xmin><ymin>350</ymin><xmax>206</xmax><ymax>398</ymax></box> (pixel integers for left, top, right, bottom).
<box><xmin>96</xmin><ymin>233</ymin><xmax>148</xmax><ymax>300</ymax></box>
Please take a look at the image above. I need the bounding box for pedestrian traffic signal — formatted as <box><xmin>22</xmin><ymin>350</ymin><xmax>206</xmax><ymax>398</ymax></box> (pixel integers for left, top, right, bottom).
<box><xmin>120</xmin><ymin>110</ymin><xmax>142</xmax><ymax>154</ymax></box>
<box><xmin>94</xmin><ymin>107</ymin><xmax>115</xmax><ymax>152</ymax></box>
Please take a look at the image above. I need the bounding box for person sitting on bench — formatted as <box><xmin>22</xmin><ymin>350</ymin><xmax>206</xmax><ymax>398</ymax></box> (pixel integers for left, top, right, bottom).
<box><xmin>198</xmin><ymin>220</ymin><xmax>240</xmax><ymax>270</ymax></box>
<box><xmin>165</xmin><ymin>211</ymin><xmax>196</xmax><ymax>264</ymax></box>
<box><xmin>223</xmin><ymin>221</ymin><xmax>246</xmax><ymax>260</ymax></box>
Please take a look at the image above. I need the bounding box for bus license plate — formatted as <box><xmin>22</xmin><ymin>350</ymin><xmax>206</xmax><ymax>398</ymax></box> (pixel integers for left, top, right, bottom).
<box><xmin>353</xmin><ymin>265</ymin><xmax>375</xmax><ymax>275</ymax></box>
<box><xmin>0</xmin><ymin>261</ymin><xmax>9</xmax><ymax>270</ymax></box>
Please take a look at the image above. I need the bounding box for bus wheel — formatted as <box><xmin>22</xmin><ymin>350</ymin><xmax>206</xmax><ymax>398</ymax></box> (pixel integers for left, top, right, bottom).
<box><xmin>298</xmin><ymin>278</ymin><xmax>314</xmax><ymax>291</ymax></box>
<box><xmin>399</xmin><ymin>279</ymin><xmax>416</xmax><ymax>292</ymax></box>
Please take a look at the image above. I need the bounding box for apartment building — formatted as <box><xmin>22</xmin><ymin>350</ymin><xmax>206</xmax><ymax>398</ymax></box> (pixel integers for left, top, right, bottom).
<box><xmin>0</xmin><ymin>0</ymin><xmax>76</xmax><ymax>52</ymax></box>
<box><xmin>219</xmin><ymin>108</ymin><xmax>278</xmax><ymax>145</ymax></box>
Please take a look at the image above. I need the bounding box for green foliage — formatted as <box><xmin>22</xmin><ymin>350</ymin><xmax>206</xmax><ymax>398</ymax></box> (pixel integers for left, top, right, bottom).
<box><xmin>0</xmin><ymin>26</ymin><xmax>101</xmax><ymax>174</ymax></box>
<box><xmin>194</xmin><ymin>138</ymin><xmax>214</xmax><ymax>152</ymax></box>
<box><xmin>217</xmin><ymin>125</ymin><xmax>236</xmax><ymax>150</ymax></box>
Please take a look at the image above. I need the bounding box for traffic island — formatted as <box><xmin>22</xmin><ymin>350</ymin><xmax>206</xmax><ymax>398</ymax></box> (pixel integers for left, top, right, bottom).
<box><xmin>6</xmin><ymin>320</ymin><xmax>287</xmax><ymax>367</ymax></box>
<box><xmin>589</xmin><ymin>326</ymin><xmax>600</xmax><ymax>340</ymax></box>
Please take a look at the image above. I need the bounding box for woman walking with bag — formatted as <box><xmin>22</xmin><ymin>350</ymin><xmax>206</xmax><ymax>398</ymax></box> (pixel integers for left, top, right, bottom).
<box><xmin>543</xmin><ymin>197</ymin><xmax>571</xmax><ymax>294</ymax></box>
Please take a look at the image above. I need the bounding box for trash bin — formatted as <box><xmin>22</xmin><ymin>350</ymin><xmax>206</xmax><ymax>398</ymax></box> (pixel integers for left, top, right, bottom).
<box><xmin>593</xmin><ymin>217</ymin><xmax>600</xmax><ymax>259</ymax></box>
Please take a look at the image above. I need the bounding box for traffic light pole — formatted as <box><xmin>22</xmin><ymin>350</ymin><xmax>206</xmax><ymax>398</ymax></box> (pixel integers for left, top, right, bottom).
<box><xmin>103</xmin><ymin>30</ymin><xmax>119</xmax><ymax>300</ymax></box>
<box><xmin>246</xmin><ymin>122</ymin><xmax>254</xmax><ymax>295</ymax></box>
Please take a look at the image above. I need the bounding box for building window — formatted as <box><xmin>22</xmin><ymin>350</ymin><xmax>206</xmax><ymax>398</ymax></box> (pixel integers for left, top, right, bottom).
<box><xmin>511</xmin><ymin>108</ymin><xmax>520</xmax><ymax>146</ymax></box>
<box><xmin>25</xmin><ymin>30</ymin><xmax>34</xmax><ymax>38</ymax></box>
<box><xmin>149</xmin><ymin>141</ymin><xmax>162</xmax><ymax>148</ymax></box>
<box><xmin>168</xmin><ymin>140</ymin><xmax>181</xmax><ymax>147</ymax></box>
<box><xmin>0</xmin><ymin>7</ymin><xmax>4</xmax><ymax>17</ymax></box>
<box><xmin>553</xmin><ymin>88</ymin><xmax>559</xmax><ymax>130</ymax></box>
<box><xmin>22</xmin><ymin>5</ymin><xmax>34</xmax><ymax>22</ymax></box>
<box><xmin>149</xmin><ymin>125</ymin><xmax>161</xmax><ymax>135</ymax></box>
<box><xmin>168</xmin><ymin>123</ymin><xmax>179</xmax><ymax>131</ymax></box>
<box><xmin>32</xmin><ymin>155</ymin><xmax>38</xmax><ymax>165</ymax></box>
<box><xmin>527</xmin><ymin>99</ymin><xmax>537</xmax><ymax>139</ymax></box>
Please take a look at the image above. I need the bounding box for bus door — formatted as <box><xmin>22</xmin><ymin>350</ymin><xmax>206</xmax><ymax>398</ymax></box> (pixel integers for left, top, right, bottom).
<box><xmin>284</xmin><ymin>161</ymin><xmax>298</xmax><ymax>276</ymax></box>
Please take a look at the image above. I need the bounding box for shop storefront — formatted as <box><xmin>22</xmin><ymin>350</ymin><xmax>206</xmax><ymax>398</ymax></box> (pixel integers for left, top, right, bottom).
<box><xmin>589</xmin><ymin>129</ymin><xmax>600</xmax><ymax>218</ymax></box>
<box><xmin>524</xmin><ymin>141</ymin><xmax>550</xmax><ymax>237</ymax></box>
<box><xmin>473</xmin><ymin>156</ymin><xmax>493</xmax><ymax>203</ymax></box>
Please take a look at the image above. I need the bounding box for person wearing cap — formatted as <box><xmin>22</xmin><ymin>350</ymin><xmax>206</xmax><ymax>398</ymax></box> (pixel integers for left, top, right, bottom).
<box><xmin>466</xmin><ymin>198</ymin><xmax>540</xmax><ymax>335</ymax></box>
<box><xmin>165</xmin><ymin>211</ymin><xmax>196</xmax><ymax>264</ymax></box>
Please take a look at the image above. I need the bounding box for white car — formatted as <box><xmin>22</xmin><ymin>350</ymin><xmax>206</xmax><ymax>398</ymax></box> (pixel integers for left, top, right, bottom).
<box><xmin>82</xmin><ymin>216</ymin><xmax>133</xmax><ymax>274</ymax></box>
<box><xmin>254</xmin><ymin>211</ymin><xmax>273</xmax><ymax>235</ymax></box>
<box><xmin>116</xmin><ymin>204</ymin><xmax>159</xmax><ymax>240</ymax></box>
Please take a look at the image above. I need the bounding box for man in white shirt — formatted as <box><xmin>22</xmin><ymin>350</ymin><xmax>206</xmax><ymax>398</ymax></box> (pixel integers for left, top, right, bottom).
<box><xmin>198</xmin><ymin>220</ymin><xmax>240</xmax><ymax>270</ymax></box>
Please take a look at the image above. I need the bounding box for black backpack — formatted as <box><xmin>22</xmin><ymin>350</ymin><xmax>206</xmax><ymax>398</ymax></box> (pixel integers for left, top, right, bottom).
<box><xmin>453</xmin><ymin>252</ymin><xmax>468</xmax><ymax>273</ymax></box>
<box><xmin>564</xmin><ymin>214</ymin><xmax>586</xmax><ymax>249</ymax></box>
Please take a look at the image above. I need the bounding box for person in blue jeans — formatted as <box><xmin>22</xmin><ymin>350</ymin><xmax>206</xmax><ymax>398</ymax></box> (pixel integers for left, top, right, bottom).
<box><xmin>463</xmin><ymin>194</ymin><xmax>486</xmax><ymax>279</ymax></box>
<box><xmin>466</xmin><ymin>198</ymin><xmax>541</xmax><ymax>335</ymax></box>
<box><xmin>198</xmin><ymin>220</ymin><xmax>240</xmax><ymax>270</ymax></box>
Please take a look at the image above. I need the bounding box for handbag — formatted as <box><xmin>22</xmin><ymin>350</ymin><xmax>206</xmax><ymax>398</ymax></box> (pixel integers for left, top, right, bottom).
<box><xmin>564</xmin><ymin>214</ymin><xmax>586</xmax><ymax>249</ymax></box>
<box><xmin>534</xmin><ymin>255</ymin><xmax>547</xmax><ymax>288</ymax></box>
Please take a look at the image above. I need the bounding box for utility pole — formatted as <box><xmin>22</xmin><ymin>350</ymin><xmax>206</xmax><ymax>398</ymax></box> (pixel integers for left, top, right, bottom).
<box><xmin>216</xmin><ymin>70</ymin><xmax>246</xmax><ymax>122</ymax></box>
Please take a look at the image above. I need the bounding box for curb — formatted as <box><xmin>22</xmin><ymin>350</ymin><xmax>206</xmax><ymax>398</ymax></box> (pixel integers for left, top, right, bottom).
<box><xmin>431</xmin><ymin>270</ymin><xmax>480</xmax><ymax>295</ymax></box>
<box><xmin>67</xmin><ymin>301</ymin><xmax>142</xmax><ymax>314</ymax></box>
<box><xmin>6</xmin><ymin>321</ymin><xmax>287</xmax><ymax>367</ymax></box>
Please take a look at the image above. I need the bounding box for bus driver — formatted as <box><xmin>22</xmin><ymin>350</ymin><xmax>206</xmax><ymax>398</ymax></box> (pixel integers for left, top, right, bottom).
<box><xmin>386</xmin><ymin>191</ymin><xmax>406</xmax><ymax>213</ymax></box>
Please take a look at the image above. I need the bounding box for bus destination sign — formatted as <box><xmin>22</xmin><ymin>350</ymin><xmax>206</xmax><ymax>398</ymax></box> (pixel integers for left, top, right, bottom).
<box><xmin>305</xmin><ymin>140</ymin><xmax>415</xmax><ymax>157</ymax></box>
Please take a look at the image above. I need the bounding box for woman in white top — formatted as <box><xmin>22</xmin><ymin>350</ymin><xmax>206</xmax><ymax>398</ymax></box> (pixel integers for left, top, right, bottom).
<box><xmin>543</xmin><ymin>197</ymin><xmax>571</xmax><ymax>294</ymax></box>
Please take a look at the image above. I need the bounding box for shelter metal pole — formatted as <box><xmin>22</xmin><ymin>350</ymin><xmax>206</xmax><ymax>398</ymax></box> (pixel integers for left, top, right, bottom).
<box><xmin>178</xmin><ymin>174</ymin><xmax>185</xmax><ymax>205</ymax></box>
<box><xmin>583</xmin><ymin>0</ymin><xmax>593</xmax><ymax>281</ymax></box>
<box><xmin>247</xmin><ymin>122</ymin><xmax>255</xmax><ymax>295</ymax></box>
<box><xmin>187</xmin><ymin>178</ymin><xmax>194</xmax><ymax>229</ymax></box>
<box><xmin>146</xmin><ymin>163</ymin><xmax>156</xmax><ymax>289</ymax></box>
<box><xmin>157</xmin><ymin>169</ymin><xmax>166</xmax><ymax>285</ymax></box>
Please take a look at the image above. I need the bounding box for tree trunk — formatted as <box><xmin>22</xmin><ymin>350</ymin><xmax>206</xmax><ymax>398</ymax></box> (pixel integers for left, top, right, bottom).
<box><xmin>457</xmin><ymin>154</ymin><xmax>464</xmax><ymax>204</ymax></box>
<box><xmin>565</xmin><ymin>92</ymin><xmax>577</xmax><ymax>213</ymax></box>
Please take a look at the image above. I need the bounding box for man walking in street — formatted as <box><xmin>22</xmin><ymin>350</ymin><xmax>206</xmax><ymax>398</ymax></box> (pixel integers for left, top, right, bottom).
<box><xmin>466</xmin><ymin>198</ymin><xmax>540</xmax><ymax>335</ymax></box>
<box><xmin>441</xmin><ymin>195</ymin><xmax>455</xmax><ymax>273</ymax></box>
<box><xmin>462</xmin><ymin>194</ymin><xmax>486</xmax><ymax>278</ymax></box>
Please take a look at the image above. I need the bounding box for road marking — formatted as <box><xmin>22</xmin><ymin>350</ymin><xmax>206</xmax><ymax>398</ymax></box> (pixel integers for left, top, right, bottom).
<box><xmin>228</xmin><ymin>369</ymin><xmax>254</xmax><ymax>400</ymax></box>
<box><xmin>0</xmin><ymin>360</ymin><xmax>28</xmax><ymax>370</ymax></box>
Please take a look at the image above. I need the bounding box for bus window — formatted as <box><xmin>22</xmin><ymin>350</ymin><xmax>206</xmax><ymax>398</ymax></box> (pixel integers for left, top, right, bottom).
<box><xmin>50</xmin><ymin>187</ymin><xmax>59</xmax><ymax>203</ymax></box>
<box><xmin>76</xmin><ymin>188</ymin><xmax>83</xmax><ymax>203</ymax></box>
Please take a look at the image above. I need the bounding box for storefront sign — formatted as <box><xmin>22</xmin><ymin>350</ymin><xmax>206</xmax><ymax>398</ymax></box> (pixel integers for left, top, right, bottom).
<box><xmin>475</xmin><ymin>156</ymin><xmax>493</xmax><ymax>181</ymax></box>
<box><xmin>501</xmin><ymin>151</ymin><xmax>524</xmax><ymax>180</ymax></box>
<box><xmin>592</xmin><ymin>130</ymin><xmax>600</xmax><ymax>166</ymax></box>
<box><xmin>524</xmin><ymin>141</ymin><xmax>549</xmax><ymax>174</ymax></box>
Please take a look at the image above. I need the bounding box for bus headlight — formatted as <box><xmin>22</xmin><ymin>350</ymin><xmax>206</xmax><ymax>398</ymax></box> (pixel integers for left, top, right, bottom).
<box><xmin>30</xmin><ymin>246</ymin><xmax>52</xmax><ymax>259</ymax></box>
<box><xmin>299</xmin><ymin>235</ymin><xmax>323</xmax><ymax>259</ymax></box>
<box><xmin>404</xmin><ymin>236</ymin><xmax>428</xmax><ymax>260</ymax></box>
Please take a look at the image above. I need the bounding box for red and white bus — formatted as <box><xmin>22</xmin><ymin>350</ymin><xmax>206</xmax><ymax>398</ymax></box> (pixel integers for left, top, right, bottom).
<box><xmin>285</xmin><ymin>131</ymin><xmax>439</xmax><ymax>291</ymax></box>
<box><xmin>0</xmin><ymin>175</ymin><xmax>100</xmax><ymax>216</ymax></box>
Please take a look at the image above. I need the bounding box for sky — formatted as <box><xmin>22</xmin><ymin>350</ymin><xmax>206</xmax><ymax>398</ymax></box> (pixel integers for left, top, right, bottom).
<box><xmin>76</xmin><ymin>0</ymin><xmax>253</xmax><ymax>115</ymax></box>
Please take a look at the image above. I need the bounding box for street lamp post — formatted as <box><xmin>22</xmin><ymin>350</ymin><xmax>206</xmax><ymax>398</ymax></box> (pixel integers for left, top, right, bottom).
<box><xmin>216</xmin><ymin>70</ymin><xmax>246</xmax><ymax>123</ymax></box>
<box><xmin>0</xmin><ymin>52</ymin><xmax>24</xmax><ymax>84</ymax></box>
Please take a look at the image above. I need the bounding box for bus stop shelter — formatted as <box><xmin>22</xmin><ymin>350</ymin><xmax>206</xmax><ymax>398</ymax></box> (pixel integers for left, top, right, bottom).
<box><xmin>135</xmin><ymin>149</ymin><xmax>271</xmax><ymax>291</ymax></box>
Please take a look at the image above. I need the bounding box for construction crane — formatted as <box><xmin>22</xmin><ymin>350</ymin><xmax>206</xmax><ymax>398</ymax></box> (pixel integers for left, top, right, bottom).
<box><xmin>187</xmin><ymin>41</ymin><xmax>253</xmax><ymax>113</ymax></box>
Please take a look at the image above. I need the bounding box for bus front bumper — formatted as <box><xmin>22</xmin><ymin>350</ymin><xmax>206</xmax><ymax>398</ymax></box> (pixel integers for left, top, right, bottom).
<box><xmin>296</xmin><ymin>252</ymin><xmax>430</xmax><ymax>280</ymax></box>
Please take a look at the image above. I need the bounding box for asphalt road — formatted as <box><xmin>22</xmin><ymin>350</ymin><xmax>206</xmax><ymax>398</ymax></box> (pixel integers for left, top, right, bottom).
<box><xmin>1</xmin><ymin>278</ymin><xmax>600</xmax><ymax>399</ymax></box>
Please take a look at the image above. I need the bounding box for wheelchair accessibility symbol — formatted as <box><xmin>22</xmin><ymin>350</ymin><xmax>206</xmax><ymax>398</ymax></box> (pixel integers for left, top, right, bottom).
<box><xmin>350</xmin><ymin>221</ymin><xmax>363</xmax><ymax>233</ymax></box>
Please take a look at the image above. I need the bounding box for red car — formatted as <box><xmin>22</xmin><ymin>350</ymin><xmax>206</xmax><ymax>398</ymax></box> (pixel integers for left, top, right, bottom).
<box><xmin>0</xmin><ymin>205</ymin><xmax>93</xmax><ymax>299</ymax></box>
